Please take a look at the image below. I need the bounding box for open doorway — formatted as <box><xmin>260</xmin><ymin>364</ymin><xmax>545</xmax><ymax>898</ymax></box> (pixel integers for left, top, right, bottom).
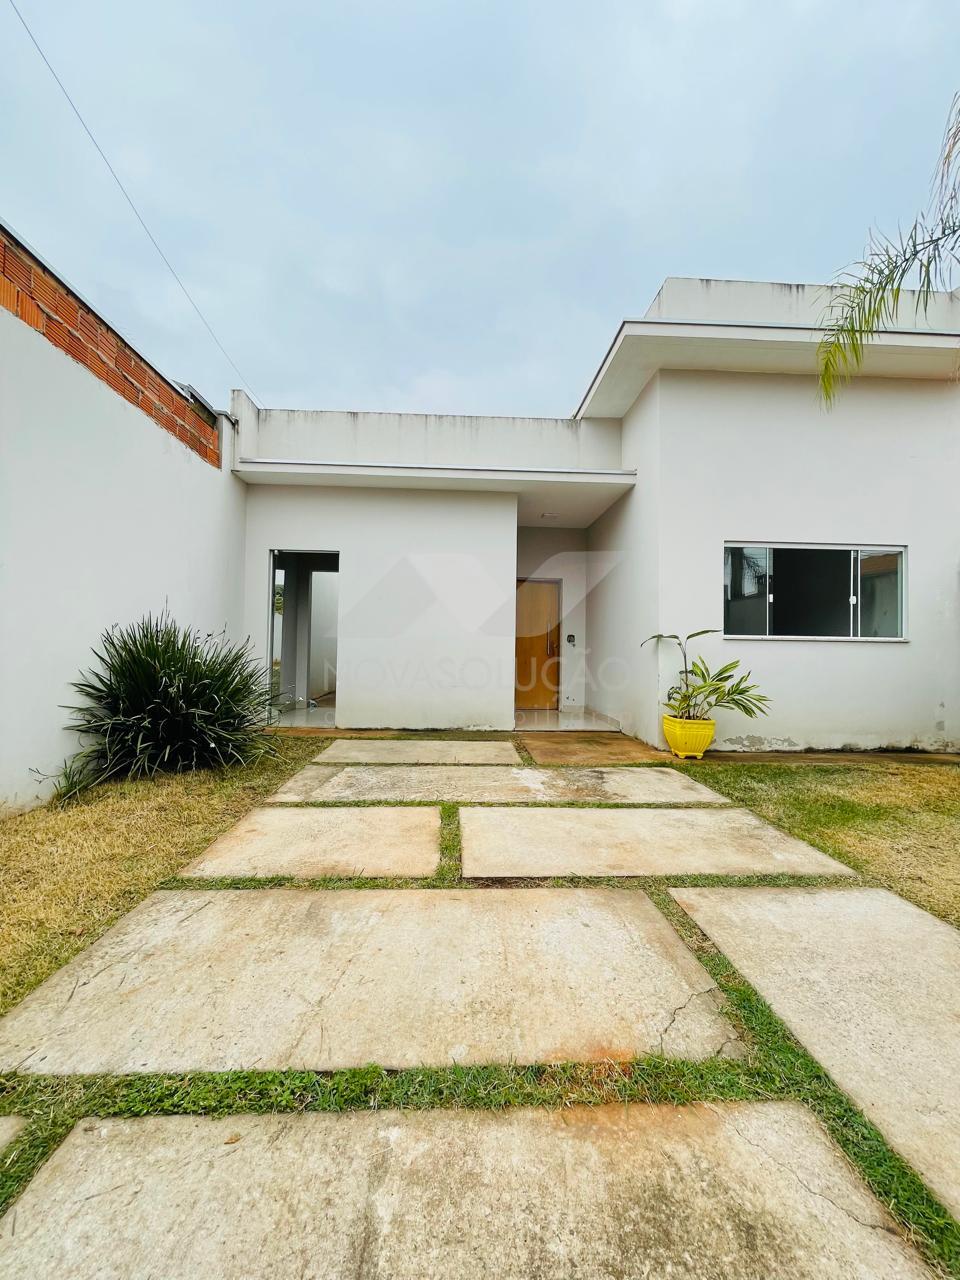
<box><xmin>270</xmin><ymin>550</ymin><xmax>339</xmax><ymax>727</ymax></box>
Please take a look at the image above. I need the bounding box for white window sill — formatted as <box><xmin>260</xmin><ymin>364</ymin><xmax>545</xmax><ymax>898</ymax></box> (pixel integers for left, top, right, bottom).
<box><xmin>723</xmin><ymin>634</ymin><xmax>908</xmax><ymax>644</ymax></box>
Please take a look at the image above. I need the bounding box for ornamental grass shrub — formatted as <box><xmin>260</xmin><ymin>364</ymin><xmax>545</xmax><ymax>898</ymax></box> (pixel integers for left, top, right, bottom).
<box><xmin>55</xmin><ymin>614</ymin><xmax>275</xmax><ymax>801</ymax></box>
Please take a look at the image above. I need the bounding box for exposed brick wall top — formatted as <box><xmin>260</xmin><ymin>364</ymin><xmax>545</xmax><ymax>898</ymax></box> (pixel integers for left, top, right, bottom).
<box><xmin>0</xmin><ymin>227</ymin><xmax>220</xmax><ymax>467</ymax></box>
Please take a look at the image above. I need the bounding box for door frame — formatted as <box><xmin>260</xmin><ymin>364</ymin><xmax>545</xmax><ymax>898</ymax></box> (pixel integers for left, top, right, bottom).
<box><xmin>515</xmin><ymin>576</ymin><xmax>562</xmax><ymax>711</ymax></box>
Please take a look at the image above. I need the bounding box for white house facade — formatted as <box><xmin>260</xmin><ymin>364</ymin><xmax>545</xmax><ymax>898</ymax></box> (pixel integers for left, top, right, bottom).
<box><xmin>3</xmin><ymin>219</ymin><xmax>959</xmax><ymax>808</ymax></box>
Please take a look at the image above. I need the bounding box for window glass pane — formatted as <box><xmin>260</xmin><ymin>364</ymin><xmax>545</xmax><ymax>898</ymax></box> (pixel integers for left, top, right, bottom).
<box><xmin>724</xmin><ymin>545</ymin><xmax>768</xmax><ymax>635</ymax></box>
<box><xmin>859</xmin><ymin>551</ymin><xmax>903</xmax><ymax>637</ymax></box>
<box><xmin>770</xmin><ymin>548</ymin><xmax>852</xmax><ymax>637</ymax></box>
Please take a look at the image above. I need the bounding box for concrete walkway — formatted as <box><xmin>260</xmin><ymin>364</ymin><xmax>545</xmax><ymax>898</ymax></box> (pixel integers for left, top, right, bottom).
<box><xmin>0</xmin><ymin>1105</ymin><xmax>931</xmax><ymax>1280</ymax></box>
<box><xmin>0</xmin><ymin>734</ymin><xmax>949</xmax><ymax>1277</ymax></box>
<box><xmin>673</xmin><ymin>886</ymin><xmax>960</xmax><ymax>1221</ymax></box>
<box><xmin>268</xmin><ymin>763</ymin><xmax>726</xmax><ymax>804</ymax></box>
<box><xmin>0</xmin><ymin>888</ymin><xmax>741</xmax><ymax>1073</ymax></box>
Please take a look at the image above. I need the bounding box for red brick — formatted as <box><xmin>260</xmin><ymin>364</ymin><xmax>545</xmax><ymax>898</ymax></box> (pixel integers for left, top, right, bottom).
<box><xmin>128</xmin><ymin>358</ymin><xmax>150</xmax><ymax>390</ymax></box>
<box><xmin>97</xmin><ymin>327</ymin><xmax>119</xmax><ymax>361</ymax></box>
<box><xmin>53</xmin><ymin>291</ymin><xmax>79</xmax><ymax>329</ymax></box>
<box><xmin>32</xmin><ymin>271</ymin><xmax>59</xmax><ymax>314</ymax></box>
<box><xmin>186</xmin><ymin>407</ymin><xmax>211</xmax><ymax>438</ymax></box>
<box><xmin>102</xmin><ymin>365</ymin><xmax>125</xmax><ymax>396</ymax></box>
<box><xmin>0</xmin><ymin>276</ymin><xmax>15</xmax><ymax>315</ymax></box>
<box><xmin>77</xmin><ymin>310</ymin><xmax>99</xmax><ymax>345</ymax></box>
<box><xmin>118</xmin><ymin>376</ymin><xmax>140</xmax><ymax>406</ymax></box>
<box><xmin>16</xmin><ymin>292</ymin><xmax>44</xmax><ymax>331</ymax></box>
<box><xmin>3</xmin><ymin>245</ymin><xmax>31</xmax><ymax>292</ymax></box>
<box><xmin>44</xmin><ymin>314</ymin><xmax>70</xmax><ymax>353</ymax></box>
<box><xmin>157</xmin><ymin>382</ymin><xmax>175</xmax><ymax>411</ymax></box>
<box><xmin>66</xmin><ymin>331</ymin><xmax>87</xmax><ymax>364</ymax></box>
<box><xmin>152</xmin><ymin>402</ymin><xmax>173</xmax><ymax>430</ymax></box>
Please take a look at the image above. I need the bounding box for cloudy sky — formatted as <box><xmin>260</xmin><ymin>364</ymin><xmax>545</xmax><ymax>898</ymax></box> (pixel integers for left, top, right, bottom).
<box><xmin>2</xmin><ymin>0</ymin><xmax>958</xmax><ymax>415</ymax></box>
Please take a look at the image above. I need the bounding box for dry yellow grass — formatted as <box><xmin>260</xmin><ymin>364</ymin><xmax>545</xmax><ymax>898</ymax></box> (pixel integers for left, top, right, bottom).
<box><xmin>0</xmin><ymin>738</ymin><xmax>318</xmax><ymax>1015</ymax></box>
<box><xmin>697</xmin><ymin>760</ymin><xmax>960</xmax><ymax>927</ymax></box>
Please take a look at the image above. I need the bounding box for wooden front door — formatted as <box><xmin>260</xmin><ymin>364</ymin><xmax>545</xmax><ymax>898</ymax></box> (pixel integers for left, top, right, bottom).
<box><xmin>515</xmin><ymin>579</ymin><xmax>561</xmax><ymax>710</ymax></box>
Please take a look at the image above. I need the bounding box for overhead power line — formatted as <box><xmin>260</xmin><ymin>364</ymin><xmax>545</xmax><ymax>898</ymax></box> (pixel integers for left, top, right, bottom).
<box><xmin>6</xmin><ymin>0</ymin><xmax>262</xmax><ymax>405</ymax></box>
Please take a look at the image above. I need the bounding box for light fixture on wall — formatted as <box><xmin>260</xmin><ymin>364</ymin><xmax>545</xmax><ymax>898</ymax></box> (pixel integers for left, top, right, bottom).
<box><xmin>539</xmin><ymin>512</ymin><xmax>560</xmax><ymax>521</ymax></box>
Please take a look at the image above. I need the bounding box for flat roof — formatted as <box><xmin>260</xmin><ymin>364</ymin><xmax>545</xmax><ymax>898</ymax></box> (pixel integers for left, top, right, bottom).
<box><xmin>575</xmin><ymin>319</ymin><xmax>960</xmax><ymax>419</ymax></box>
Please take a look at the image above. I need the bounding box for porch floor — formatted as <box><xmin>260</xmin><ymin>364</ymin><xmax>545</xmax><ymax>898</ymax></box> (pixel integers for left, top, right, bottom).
<box><xmin>276</xmin><ymin>700</ymin><xmax>620</xmax><ymax>733</ymax></box>
<box><xmin>276</xmin><ymin>693</ymin><xmax>336</xmax><ymax>729</ymax></box>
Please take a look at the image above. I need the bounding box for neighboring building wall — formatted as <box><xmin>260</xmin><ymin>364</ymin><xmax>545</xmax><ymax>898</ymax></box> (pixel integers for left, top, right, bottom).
<box><xmin>0</xmin><ymin>307</ymin><xmax>246</xmax><ymax>809</ymax></box>
<box><xmin>584</xmin><ymin>377</ymin><xmax>662</xmax><ymax>741</ymax></box>
<box><xmin>0</xmin><ymin>226</ymin><xmax>220</xmax><ymax>467</ymax></box>
<box><xmin>243</xmin><ymin>486</ymin><xmax>517</xmax><ymax>729</ymax></box>
<box><xmin>517</xmin><ymin>527</ymin><xmax>587</xmax><ymax>710</ymax></box>
<box><xmin>655</xmin><ymin>370</ymin><xmax>960</xmax><ymax>751</ymax></box>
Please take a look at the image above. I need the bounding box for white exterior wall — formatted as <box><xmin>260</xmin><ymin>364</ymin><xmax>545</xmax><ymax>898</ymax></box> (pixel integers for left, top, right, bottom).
<box><xmin>584</xmin><ymin>378</ymin><xmax>662</xmax><ymax>740</ymax></box>
<box><xmin>234</xmin><ymin>394</ymin><xmax>621</xmax><ymax>471</ymax></box>
<box><xmin>644</xmin><ymin>276</ymin><xmax>960</xmax><ymax>332</ymax></box>
<box><xmin>655</xmin><ymin>371</ymin><xmax>960</xmax><ymax>750</ymax></box>
<box><xmin>516</xmin><ymin>527</ymin><xmax>588</xmax><ymax>709</ymax></box>
<box><xmin>0</xmin><ymin>308</ymin><xmax>246</xmax><ymax>809</ymax></box>
<box><xmin>309</xmin><ymin>572</ymin><xmax>339</xmax><ymax>697</ymax></box>
<box><xmin>244</xmin><ymin>485</ymin><xmax>517</xmax><ymax>729</ymax></box>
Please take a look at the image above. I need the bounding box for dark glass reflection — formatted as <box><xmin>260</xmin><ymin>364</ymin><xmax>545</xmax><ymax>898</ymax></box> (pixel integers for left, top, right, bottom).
<box><xmin>724</xmin><ymin>546</ymin><xmax>768</xmax><ymax>635</ymax></box>
<box><xmin>770</xmin><ymin>548</ymin><xmax>851</xmax><ymax>637</ymax></box>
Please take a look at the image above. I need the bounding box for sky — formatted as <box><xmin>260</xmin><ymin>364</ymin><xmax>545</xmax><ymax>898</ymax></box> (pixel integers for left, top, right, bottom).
<box><xmin>2</xmin><ymin>0</ymin><xmax>959</xmax><ymax>416</ymax></box>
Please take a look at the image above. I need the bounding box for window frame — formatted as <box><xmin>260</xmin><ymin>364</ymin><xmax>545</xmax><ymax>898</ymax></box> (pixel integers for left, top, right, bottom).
<box><xmin>722</xmin><ymin>542</ymin><xmax>908</xmax><ymax>642</ymax></box>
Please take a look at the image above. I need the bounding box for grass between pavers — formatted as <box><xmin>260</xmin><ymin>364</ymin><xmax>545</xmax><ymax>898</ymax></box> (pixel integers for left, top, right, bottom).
<box><xmin>168</xmin><ymin>870</ymin><xmax>859</xmax><ymax>893</ymax></box>
<box><xmin>0</xmin><ymin>737</ymin><xmax>320</xmax><ymax>1017</ymax></box>
<box><xmin>679</xmin><ymin>760</ymin><xmax>960</xmax><ymax>927</ymax></box>
<box><xmin>2</xmin><ymin>738</ymin><xmax>960</xmax><ymax>1271</ymax></box>
<box><xmin>2</xmin><ymin>887</ymin><xmax>959</xmax><ymax>1276</ymax></box>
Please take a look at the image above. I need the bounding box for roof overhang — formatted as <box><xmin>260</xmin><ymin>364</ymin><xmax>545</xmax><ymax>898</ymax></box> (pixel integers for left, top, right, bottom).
<box><xmin>575</xmin><ymin>320</ymin><xmax>960</xmax><ymax>419</ymax></box>
<box><xmin>235</xmin><ymin>459</ymin><xmax>635</xmax><ymax>528</ymax></box>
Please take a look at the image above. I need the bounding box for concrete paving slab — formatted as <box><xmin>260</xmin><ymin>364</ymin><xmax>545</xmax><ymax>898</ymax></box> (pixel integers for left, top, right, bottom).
<box><xmin>672</xmin><ymin>886</ymin><xmax>960</xmax><ymax>1220</ymax></box>
<box><xmin>270</xmin><ymin>764</ymin><xmax>727</xmax><ymax>805</ymax></box>
<box><xmin>0</xmin><ymin>1116</ymin><xmax>25</xmax><ymax>1153</ymax></box>
<box><xmin>462</xmin><ymin>806</ymin><xmax>852</xmax><ymax>878</ymax></box>
<box><xmin>267</xmin><ymin>764</ymin><xmax>342</xmax><ymax>802</ymax></box>
<box><xmin>0</xmin><ymin>1103</ymin><xmax>931</xmax><ymax>1280</ymax></box>
<box><xmin>181</xmin><ymin>807</ymin><xmax>441</xmax><ymax>879</ymax></box>
<box><xmin>0</xmin><ymin>888</ymin><xmax>740</xmax><ymax>1074</ymax></box>
<box><xmin>315</xmin><ymin>738</ymin><xmax>522</xmax><ymax>765</ymax></box>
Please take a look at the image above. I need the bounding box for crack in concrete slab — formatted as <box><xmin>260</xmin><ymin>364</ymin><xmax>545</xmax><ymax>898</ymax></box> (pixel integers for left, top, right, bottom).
<box><xmin>708</xmin><ymin>1106</ymin><xmax>901</xmax><ymax>1239</ymax></box>
<box><xmin>657</xmin><ymin>985</ymin><xmax>721</xmax><ymax>1056</ymax></box>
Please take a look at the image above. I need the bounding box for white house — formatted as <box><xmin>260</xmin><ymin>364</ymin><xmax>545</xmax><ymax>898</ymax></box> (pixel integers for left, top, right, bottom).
<box><xmin>3</xmin><ymin>218</ymin><xmax>959</xmax><ymax>807</ymax></box>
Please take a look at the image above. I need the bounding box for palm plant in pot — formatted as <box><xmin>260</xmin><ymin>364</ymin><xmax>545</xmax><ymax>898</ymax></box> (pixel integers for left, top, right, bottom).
<box><xmin>642</xmin><ymin>629</ymin><xmax>770</xmax><ymax>759</ymax></box>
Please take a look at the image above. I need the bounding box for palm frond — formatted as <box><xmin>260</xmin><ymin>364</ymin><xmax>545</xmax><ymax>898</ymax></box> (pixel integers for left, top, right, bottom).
<box><xmin>818</xmin><ymin>94</ymin><xmax>960</xmax><ymax>403</ymax></box>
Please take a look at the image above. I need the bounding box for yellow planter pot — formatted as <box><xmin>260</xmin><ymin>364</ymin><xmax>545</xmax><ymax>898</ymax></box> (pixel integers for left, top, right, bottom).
<box><xmin>662</xmin><ymin>715</ymin><xmax>715</xmax><ymax>760</ymax></box>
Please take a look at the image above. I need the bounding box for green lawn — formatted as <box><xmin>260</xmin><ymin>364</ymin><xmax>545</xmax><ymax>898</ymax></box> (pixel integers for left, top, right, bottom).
<box><xmin>0</xmin><ymin>737</ymin><xmax>319</xmax><ymax>1017</ymax></box>
<box><xmin>684</xmin><ymin>759</ymin><xmax>960</xmax><ymax>927</ymax></box>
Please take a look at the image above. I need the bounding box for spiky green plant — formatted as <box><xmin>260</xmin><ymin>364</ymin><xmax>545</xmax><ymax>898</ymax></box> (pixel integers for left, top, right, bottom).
<box><xmin>55</xmin><ymin>614</ymin><xmax>275</xmax><ymax>801</ymax></box>
<box><xmin>642</xmin><ymin>630</ymin><xmax>770</xmax><ymax>721</ymax></box>
<box><xmin>819</xmin><ymin>93</ymin><xmax>960</xmax><ymax>402</ymax></box>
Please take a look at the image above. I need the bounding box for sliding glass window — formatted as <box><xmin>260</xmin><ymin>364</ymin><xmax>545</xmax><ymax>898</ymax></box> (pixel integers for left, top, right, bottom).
<box><xmin>723</xmin><ymin>545</ymin><xmax>904</xmax><ymax>639</ymax></box>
